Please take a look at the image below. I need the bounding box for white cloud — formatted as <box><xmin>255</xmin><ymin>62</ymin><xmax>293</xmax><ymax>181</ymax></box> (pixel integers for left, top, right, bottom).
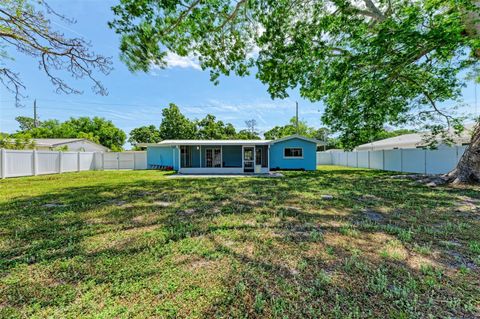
<box><xmin>164</xmin><ymin>52</ymin><xmax>201</xmax><ymax>70</ymax></box>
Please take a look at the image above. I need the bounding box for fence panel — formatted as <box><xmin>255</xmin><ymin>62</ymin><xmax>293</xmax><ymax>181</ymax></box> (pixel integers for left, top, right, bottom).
<box><xmin>400</xmin><ymin>149</ymin><xmax>425</xmax><ymax>174</ymax></box>
<box><xmin>357</xmin><ymin>151</ymin><xmax>369</xmax><ymax>168</ymax></box>
<box><xmin>5</xmin><ymin>150</ymin><xmax>34</xmax><ymax>177</ymax></box>
<box><xmin>62</xmin><ymin>152</ymin><xmax>79</xmax><ymax>172</ymax></box>
<box><xmin>79</xmin><ymin>152</ymin><xmax>95</xmax><ymax>171</ymax></box>
<box><xmin>317</xmin><ymin>145</ymin><xmax>468</xmax><ymax>175</ymax></box>
<box><xmin>384</xmin><ymin>150</ymin><xmax>402</xmax><ymax>172</ymax></box>
<box><xmin>347</xmin><ymin>152</ymin><xmax>358</xmax><ymax>167</ymax></box>
<box><xmin>119</xmin><ymin>152</ymin><xmax>135</xmax><ymax>169</ymax></box>
<box><xmin>134</xmin><ymin>152</ymin><xmax>147</xmax><ymax>170</ymax></box>
<box><xmin>37</xmin><ymin>151</ymin><xmax>60</xmax><ymax>175</ymax></box>
<box><xmin>369</xmin><ymin>151</ymin><xmax>384</xmax><ymax>170</ymax></box>
<box><xmin>316</xmin><ymin>152</ymin><xmax>332</xmax><ymax>165</ymax></box>
<box><xmin>425</xmin><ymin>147</ymin><xmax>458</xmax><ymax>174</ymax></box>
<box><xmin>103</xmin><ymin>152</ymin><xmax>119</xmax><ymax>170</ymax></box>
<box><xmin>1</xmin><ymin>149</ymin><xmax>148</xmax><ymax>179</ymax></box>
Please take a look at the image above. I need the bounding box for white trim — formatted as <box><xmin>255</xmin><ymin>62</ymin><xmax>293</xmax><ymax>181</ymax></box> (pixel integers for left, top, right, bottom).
<box><xmin>242</xmin><ymin>145</ymin><xmax>255</xmax><ymax>172</ymax></box>
<box><xmin>271</xmin><ymin>134</ymin><xmax>325</xmax><ymax>146</ymax></box>
<box><xmin>283</xmin><ymin>147</ymin><xmax>304</xmax><ymax>159</ymax></box>
<box><xmin>177</xmin><ymin>146</ymin><xmax>180</xmax><ymax>170</ymax></box>
<box><xmin>267</xmin><ymin>145</ymin><xmax>270</xmax><ymax>171</ymax></box>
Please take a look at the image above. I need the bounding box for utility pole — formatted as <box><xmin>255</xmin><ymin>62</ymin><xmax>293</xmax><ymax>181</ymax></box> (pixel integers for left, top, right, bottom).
<box><xmin>295</xmin><ymin>101</ymin><xmax>299</xmax><ymax>134</ymax></box>
<box><xmin>33</xmin><ymin>99</ymin><xmax>38</xmax><ymax>127</ymax></box>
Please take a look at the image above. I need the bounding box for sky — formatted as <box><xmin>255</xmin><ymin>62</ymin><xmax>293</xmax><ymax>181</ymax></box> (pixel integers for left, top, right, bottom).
<box><xmin>0</xmin><ymin>0</ymin><xmax>479</xmax><ymax>148</ymax></box>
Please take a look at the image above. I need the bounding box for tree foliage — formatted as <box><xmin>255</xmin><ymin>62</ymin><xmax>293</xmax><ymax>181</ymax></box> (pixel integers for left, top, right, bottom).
<box><xmin>128</xmin><ymin>125</ymin><xmax>161</xmax><ymax>145</ymax></box>
<box><xmin>159</xmin><ymin>103</ymin><xmax>197</xmax><ymax>140</ymax></box>
<box><xmin>14</xmin><ymin>116</ymin><xmax>126</xmax><ymax>151</ymax></box>
<box><xmin>110</xmin><ymin>0</ymin><xmax>480</xmax><ymax>150</ymax></box>
<box><xmin>1</xmin><ymin>0</ymin><xmax>112</xmax><ymax>106</ymax></box>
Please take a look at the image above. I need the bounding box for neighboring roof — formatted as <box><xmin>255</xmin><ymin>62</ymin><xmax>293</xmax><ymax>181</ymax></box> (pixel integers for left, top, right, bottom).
<box><xmin>270</xmin><ymin>134</ymin><xmax>326</xmax><ymax>146</ymax></box>
<box><xmin>30</xmin><ymin>138</ymin><xmax>109</xmax><ymax>150</ymax></box>
<box><xmin>355</xmin><ymin>126</ymin><xmax>473</xmax><ymax>151</ymax></box>
<box><xmin>138</xmin><ymin>135</ymin><xmax>326</xmax><ymax>147</ymax></box>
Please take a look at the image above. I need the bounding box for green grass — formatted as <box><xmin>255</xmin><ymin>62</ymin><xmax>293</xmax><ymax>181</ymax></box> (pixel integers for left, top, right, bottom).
<box><xmin>0</xmin><ymin>166</ymin><xmax>479</xmax><ymax>318</ymax></box>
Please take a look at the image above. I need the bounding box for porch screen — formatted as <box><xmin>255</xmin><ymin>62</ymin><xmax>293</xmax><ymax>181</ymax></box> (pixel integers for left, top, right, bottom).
<box><xmin>206</xmin><ymin>148</ymin><xmax>221</xmax><ymax>167</ymax></box>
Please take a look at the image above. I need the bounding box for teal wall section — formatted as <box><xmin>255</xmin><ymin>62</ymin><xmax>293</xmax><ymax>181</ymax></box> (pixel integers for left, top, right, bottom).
<box><xmin>222</xmin><ymin>145</ymin><xmax>242</xmax><ymax>167</ymax></box>
<box><xmin>147</xmin><ymin>146</ymin><xmax>179</xmax><ymax>170</ymax></box>
<box><xmin>269</xmin><ymin>138</ymin><xmax>317</xmax><ymax>171</ymax></box>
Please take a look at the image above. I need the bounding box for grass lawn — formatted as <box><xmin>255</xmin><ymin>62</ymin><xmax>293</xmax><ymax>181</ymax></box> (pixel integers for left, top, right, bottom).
<box><xmin>0</xmin><ymin>166</ymin><xmax>479</xmax><ymax>318</ymax></box>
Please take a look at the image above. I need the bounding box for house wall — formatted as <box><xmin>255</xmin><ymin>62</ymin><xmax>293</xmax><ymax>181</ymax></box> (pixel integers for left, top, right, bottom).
<box><xmin>147</xmin><ymin>146</ymin><xmax>179</xmax><ymax>169</ymax></box>
<box><xmin>269</xmin><ymin>138</ymin><xmax>317</xmax><ymax>171</ymax></box>
<box><xmin>54</xmin><ymin>140</ymin><xmax>107</xmax><ymax>152</ymax></box>
<box><xmin>222</xmin><ymin>145</ymin><xmax>242</xmax><ymax>167</ymax></box>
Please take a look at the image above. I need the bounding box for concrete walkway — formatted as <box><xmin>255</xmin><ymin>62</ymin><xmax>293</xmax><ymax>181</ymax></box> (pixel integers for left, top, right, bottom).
<box><xmin>168</xmin><ymin>172</ymin><xmax>284</xmax><ymax>178</ymax></box>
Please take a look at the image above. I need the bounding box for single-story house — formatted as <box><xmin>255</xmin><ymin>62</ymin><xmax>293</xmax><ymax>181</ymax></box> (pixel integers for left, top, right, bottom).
<box><xmin>30</xmin><ymin>138</ymin><xmax>109</xmax><ymax>152</ymax></box>
<box><xmin>138</xmin><ymin>135</ymin><xmax>324</xmax><ymax>173</ymax></box>
<box><xmin>355</xmin><ymin>126</ymin><xmax>474</xmax><ymax>151</ymax></box>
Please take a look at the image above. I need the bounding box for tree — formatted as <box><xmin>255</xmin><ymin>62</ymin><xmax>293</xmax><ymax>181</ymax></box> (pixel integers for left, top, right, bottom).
<box><xmin>196</xmin><ymin>114</ymin><xmax>237</xmax><ymax>139</ymax></box>
<box><xmin>235</xmin><ymin>129</ymin><xmax>260</xmax><ymax>140</ymax></box>
<box><xmin>1</xmin><ymin>0</ymin><xmax>112</xmax><ymax>106</ymax></box>
<box><xmin>110</xmin><ymin>0</ymin><xmax>480</xmax><ymax>183</ymax></box>
<box><xmin>159</xmin><ymin>103</ymin><xmax>197</xmax><ymax>140</ymax></box>
<box><xmin>128</xmin><ymin>125</ymin><xmax>161</xmax><ymax>145</ymax></box>
<box><xmin>15</xmin><ymin>116</ymin><xmax>126</xmax><ymax>151</ymax></box>
<box><xmin>264</xmin><ymin>117</ymin><xmax>315</xmax><ymax>139</ymax></box>
<box><xmin>15</xmin><ymin>116</ymin><xmax>37</xmax><ymax>131</ymax></box>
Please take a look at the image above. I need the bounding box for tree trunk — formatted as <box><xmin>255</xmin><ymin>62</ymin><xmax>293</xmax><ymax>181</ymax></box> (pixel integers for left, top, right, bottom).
<box><xmin>445</xmin><ymin>122</ymin><xmax>480</xmax><ymax>184</ymax></box>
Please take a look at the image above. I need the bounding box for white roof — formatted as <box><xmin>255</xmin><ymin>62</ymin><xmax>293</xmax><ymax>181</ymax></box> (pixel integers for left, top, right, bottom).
<box><xmin>31</xmin><ymin>138</ymin><xmax>85</xmax><ymax>146</ymax></box>
<box><xmin>355</xmin><ymin>126</ymin><xmax>473</xmax><ymax>151</ymax></box>
<box><xmin>138</xmin><ymin>134</ymin><xmax>326</xmax><ymax>147</ymax></box>
<box><xmin>139</xmin><ymin>139</ymin><xmax>271</xmax><ymax>147</ymax></box>
<box><xmin>30</xmin><ymin>138</ymin><xmax>109</xmax><ymax>150</ymax></box>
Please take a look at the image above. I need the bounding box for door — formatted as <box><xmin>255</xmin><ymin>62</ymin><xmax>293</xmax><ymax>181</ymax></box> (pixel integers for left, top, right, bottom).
<box><xmin>243</xmin><ymin>146</ymin><xmax>254</xmax><ymax>172</ymax></box>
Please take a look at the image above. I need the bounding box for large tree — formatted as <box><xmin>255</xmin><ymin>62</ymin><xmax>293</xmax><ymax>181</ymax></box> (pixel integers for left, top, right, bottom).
<box><xmin>195</xmin><ymin>114</ymin><xmax>237</xmax><ymax>139</ymax></box>
<box><xmin>15</xmin><ymin>116</ymin><xmax>126</xmax><ymax>151</ymax></box>
<box><xmin>159</xmin><ymin>103</ymin><xmax>197</xmax><ymax>139</ymax></box>
<box><xmin>110</xmin><ymin>0</ymin><xmax>480</xmax><ymax>183</ymax></box>
<box><xmin>1</xmin><ymin>0</ymin><xmax>112</xmax><ymax>106</ymax></box>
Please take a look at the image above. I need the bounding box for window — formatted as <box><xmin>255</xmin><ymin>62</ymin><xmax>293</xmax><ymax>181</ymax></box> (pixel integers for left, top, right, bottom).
<box><xmin>284</xmin><ymin>148</ymin><xmax>303</xmax><ymax>158</ymax></box>
<box><xmin>205</xmin><ymin>148</ymin><xmax>221</xmax><ymax>167</ymax></box>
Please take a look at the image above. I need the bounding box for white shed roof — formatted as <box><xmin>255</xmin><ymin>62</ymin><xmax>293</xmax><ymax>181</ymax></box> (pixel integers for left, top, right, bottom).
<box><xmin>355</xmin><ymin>126</ymin><xmax>473</xmax><ymax>151</ymax></box>
<box><xmin>30</xmin><ymin>138</ymin><xmax>109</xmax><ymax>150</ymax></box>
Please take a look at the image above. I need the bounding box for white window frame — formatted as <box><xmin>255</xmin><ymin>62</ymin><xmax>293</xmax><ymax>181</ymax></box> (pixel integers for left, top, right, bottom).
<box><xmin>283</xmin><ymin>147</ymin><xmax>303</xmax><ymax>159</ymax></box>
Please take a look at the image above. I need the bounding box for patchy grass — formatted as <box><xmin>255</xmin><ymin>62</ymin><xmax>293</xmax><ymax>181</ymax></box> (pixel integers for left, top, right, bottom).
<box><xmin>0</xmin><ymin>166</ymin><xmax>479</xmax><ymax>318</ymax></box>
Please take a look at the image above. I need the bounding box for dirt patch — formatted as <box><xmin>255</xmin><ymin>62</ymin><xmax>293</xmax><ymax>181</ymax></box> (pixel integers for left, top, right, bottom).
<box><xmin>362</xmin><ymin>209</ymin><xmax>385</xmax><ymax>222</ymax></box>
<box><xmin>42</xmin><ymin>203</ymin><xmax>65</xmax><ymax>208</ymax></box>
<box><xmin>178</xmin><ymin>208</ymin><xmax>196</xmax><ymax>216</ymax></box>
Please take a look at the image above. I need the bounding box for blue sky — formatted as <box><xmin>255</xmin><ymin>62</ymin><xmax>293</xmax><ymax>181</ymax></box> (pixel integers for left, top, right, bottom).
<box><xmin>0</xmin><ymin>0</ymin><xmax>479</xmax><ymax>148</ymax></box>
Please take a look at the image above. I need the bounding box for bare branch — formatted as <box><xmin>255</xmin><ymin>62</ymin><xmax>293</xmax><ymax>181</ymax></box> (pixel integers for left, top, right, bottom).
<box><xmin>0</xmin><ymin>1</ymin><xmax>112</xmax><ymax>105</ymax></box>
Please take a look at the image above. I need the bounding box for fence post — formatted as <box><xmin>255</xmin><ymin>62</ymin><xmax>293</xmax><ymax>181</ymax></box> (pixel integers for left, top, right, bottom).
<box><xmin>32</xmin><ymin>150</ymin><xmax>38</xmax><ymax>176</ymax></box>
<box><xmin>58</xmin><ymin>151</ymin><xmax>63</xmax><ymax>174</ymax></box>
<box><xmin>0</xmin><ymin>149</ymin><xmax>5</xmax><ymax>179</ymax></box>
<box><xmin>77</xmin><ymin>152</ymin><xmax>81</xmax><ymax>172</ymax></box>
<box><xmin>356</xmin><ymin>152</ymin><xmax>359</xmax><ymax>168</ymax></box>
<box><xmin>368</xmin><ymin>151</ymin><xmax>371</xmax><ymax>169</ymax></box>
<box><xmin>117</xmin><ymin>153</ymin><xmax>120</xmax><ymax>170</ymax></box>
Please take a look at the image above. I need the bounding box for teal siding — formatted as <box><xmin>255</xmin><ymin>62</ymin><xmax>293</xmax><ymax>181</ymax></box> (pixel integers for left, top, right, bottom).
<box><xmin>269</xmin><ymin>138</ymin><xmax>317</xmax><ymax>171</ymax></box>
<box><xmin>147</xmin><ymin>146</ymin><xmax>179</xmax><ymax>170</ymax></box>
<box><xmin>222</xmin><ymin>145</ymin><xmax>242</xmax><ymax>167</ymax></box>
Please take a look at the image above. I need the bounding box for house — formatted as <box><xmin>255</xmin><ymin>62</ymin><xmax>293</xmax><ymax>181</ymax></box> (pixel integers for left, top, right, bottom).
<box><xmin>30</xmin><ymin>138</ymin><xmax>109</xmax><ymax>152</ymax></box>
<box><xmin>138</xmin><ymin>135</ymin><xmax>324</xmax><ymax>173</ymax></box>
<box><xmin>355</xmin><ymin>127</ymin><xmax>473</xmax><ymax>151</ymax></box>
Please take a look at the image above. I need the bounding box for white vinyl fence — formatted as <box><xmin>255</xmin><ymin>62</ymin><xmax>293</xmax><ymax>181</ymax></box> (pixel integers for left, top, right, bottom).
<box><xmin>0</xmin><ymin>149</ymin><xmax>147</xmax><ymax>179</ymax></box>
<box><xmin>317</xmin><ymin>146</ymin><xmax>467</xmax><ymax>174</ymax></box>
